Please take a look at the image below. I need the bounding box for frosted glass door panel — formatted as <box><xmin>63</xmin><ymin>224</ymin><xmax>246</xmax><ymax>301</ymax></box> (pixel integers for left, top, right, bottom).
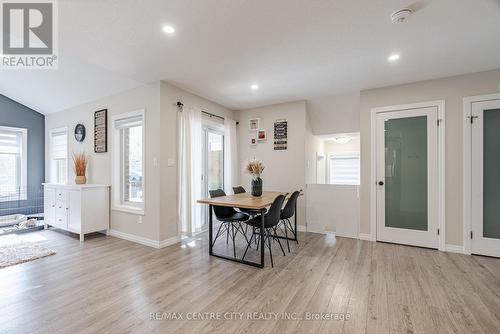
<box><xmin>384</xmin><ymin>116</ymin><xmax>428</xmax><ymax>231</ymax></box>
<box><xmin>483</xmin><ymin>109</ymin><xmax>500</xmax><ymax>239</ymax></box>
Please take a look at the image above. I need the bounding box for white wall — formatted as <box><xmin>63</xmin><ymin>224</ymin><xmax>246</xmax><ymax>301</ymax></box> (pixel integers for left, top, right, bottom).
<box><xmin>306</xmin><ymin>184</ymin><xmax>359</xmax><ymax>238</ymax></box>
<box><xmin>307</xmin><ymin>92</ymin><xmax>360</xmax><ymax>135</ymax></box>
<box><xmin>236</xmin><ymin>101</ymin><xmax>307</xmax><ymax>227</ymax></box>
<box><xmin>45</xmin><ymin>83</ymin><xmax>162</xmax><ymax>242</ymax></box>
<box><xmin>360</xmin><ymin>68</ymin><xmax>500</xmax><ymax>246</ymax></box>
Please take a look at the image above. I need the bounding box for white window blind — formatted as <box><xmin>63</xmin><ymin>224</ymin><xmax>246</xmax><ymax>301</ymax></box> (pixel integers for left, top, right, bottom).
<box><xmin>51</xmin><ymin>130</ymin><xmax>67</xmax><ymax>160</ymax></box>
<box><xmin>0</xmin><ymin>126</ymin><xmax>27</xmax><ymax>200</ymax></box>
<box><xmin>329</xmin><ymin>155</ymin><xmax>360</xmax><ymax>185</ymax></box>
<box><xmin>0</xmin><ymin>129</ymin><xmax>22</xmax><ymax>154</ymax></box>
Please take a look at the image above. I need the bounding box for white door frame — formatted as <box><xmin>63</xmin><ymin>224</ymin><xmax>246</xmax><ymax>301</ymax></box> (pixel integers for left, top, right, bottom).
<box><xmin>463</xmin><ymin>93</ymin><xmax>500</xmax><ymax>255</ymax></box>
<box><xmin>369</xmin><ymin>100</ymin><xmax>446</xmax><ymax>251</ymax></box>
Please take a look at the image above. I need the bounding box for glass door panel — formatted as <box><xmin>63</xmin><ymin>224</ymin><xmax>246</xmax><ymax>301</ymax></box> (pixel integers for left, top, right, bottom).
<box><xmin>483</xmin><ymin>108</ymin><xmax>500</xmax><ymax>239</ymax></box>
<box><xmin>202</xmin><ymin>127</ymin><xmax>224</xmax><ymax>226</ymax></box>
<box><xmin>206</xmin><ymin>131</ymin><xmax>224</xmax><ymax>192</ymax></box>
<box><xmin>384</xmin><ymin>116</ymin><xmax>428</xmax><ymax>231</ymax></box>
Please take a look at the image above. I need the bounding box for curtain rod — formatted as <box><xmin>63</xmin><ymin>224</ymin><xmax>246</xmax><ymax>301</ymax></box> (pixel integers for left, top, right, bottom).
<box><xmin>177</xmin><ymin>101</ymin><xmax>225</xmax><ymax>121</ymax></box>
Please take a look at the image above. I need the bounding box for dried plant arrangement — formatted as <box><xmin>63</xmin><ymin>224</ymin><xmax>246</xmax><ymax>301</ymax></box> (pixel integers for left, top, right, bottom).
<box><xmin>244</xmin><ymin>160</ymin><xmax>265</xmax><ymax>178</ymax></box>
<box><xmin>73</xmin><ymin>152</ymin><xmax>89</xmax><ymax>184</ymax></box>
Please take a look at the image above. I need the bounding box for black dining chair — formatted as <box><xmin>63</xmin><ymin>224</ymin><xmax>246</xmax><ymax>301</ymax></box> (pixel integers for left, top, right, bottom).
<box><xmin>232</xmin><ymin>186</ymin><xmax>246</xmax><ymax>194</ymax></box>
<box><xmin>242</xmin><ymin>194</ymin><xmax>286</xmax><ymax>268</ymax></box>
<box><xmin>209</xmin><ymin>189</ymin><xmax>250</xmax><ymax>257</ymax></box>
<box><xmin>280</xmin><ymin>190</ymin><xmax>301</xmax><ymax>252</ymax></box>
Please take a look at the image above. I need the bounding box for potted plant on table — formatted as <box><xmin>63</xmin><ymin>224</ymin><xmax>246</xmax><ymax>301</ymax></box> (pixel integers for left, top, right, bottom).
<box><xmin>244</xmin><ymin>160</ymin><xmax>265</xmax><ymax>197</ymax></box>
<box><xmin>73</xmin><ymin>152</ymin><xmax>89</xmax><ymax>184</ymax></box>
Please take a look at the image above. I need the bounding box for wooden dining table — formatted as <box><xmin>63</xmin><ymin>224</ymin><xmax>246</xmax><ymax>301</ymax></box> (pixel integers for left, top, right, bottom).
<box><xmin>197</xmin><ymin>191</ymin><xmax>298</xmax><ymax>268</ymax></box>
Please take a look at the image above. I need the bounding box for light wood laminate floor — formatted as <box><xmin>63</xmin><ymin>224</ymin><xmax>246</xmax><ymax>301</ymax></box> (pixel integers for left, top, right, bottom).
<box><xmin>1</xmin><ymin>229</ymin><xmax>500</xmax><ymax>334</ymax></box>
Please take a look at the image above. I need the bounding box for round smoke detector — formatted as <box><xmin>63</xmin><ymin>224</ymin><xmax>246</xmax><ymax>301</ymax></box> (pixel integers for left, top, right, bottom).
<box><xmin>391</xmin><ymin>8</ymin><xmax>413</xmax><ymax>24</ymax></box>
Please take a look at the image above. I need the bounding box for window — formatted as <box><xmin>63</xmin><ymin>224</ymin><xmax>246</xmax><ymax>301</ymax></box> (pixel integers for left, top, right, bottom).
<box><xmin>50</xmin><ymin>128</ymin><xmax>68</xmax><ymax>184</ymax></box>
<box><xmin>329</xmin><ymin>155</ymin><xmax>360</xmax><ymax>185</ymax></box>
<box><xmin>0</xmin><ymin>126</ymin><xmax>27</xmax><ymax>201</ymax></box>
<box><xmin>112</xmin><ymin>110</ymin><xmax>144</xmax><ymax>213</ymax></box>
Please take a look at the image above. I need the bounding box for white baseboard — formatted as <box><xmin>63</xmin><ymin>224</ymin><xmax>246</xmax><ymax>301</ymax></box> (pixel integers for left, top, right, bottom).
<box><xmin>358</xmin><ymin>233</ymin><xmax>375</xmax><ymax>241</ymax></box>
<box><xmin>445</xmin><ymin>244</ymin><xmax>465</xmax><ymax>254</ymax></box>
<box><xmin>109</xmin><ymin>229</ymin><xmax>181</xmax><ymax>249</ymax></box>
<box><xmin>297</xmin><ymin>225</ymin><xmax>307</xmax><ymax>232</ymax></box>
<box><xmin>159</xmin><ymin>235</ymin><xmax>182</xmax><ymax>248</ymax></box>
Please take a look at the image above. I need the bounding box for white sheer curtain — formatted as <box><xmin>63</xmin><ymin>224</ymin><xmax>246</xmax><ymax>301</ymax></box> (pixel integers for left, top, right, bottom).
<box><xmin>178</xmin><ymin>107</ymin><xmax>203</xmax><ymax>235</ymax></box>
<box><xmin>224</xmin><ymin>118</ymin><xmax>238</xmax><ymax>194</ymax></box>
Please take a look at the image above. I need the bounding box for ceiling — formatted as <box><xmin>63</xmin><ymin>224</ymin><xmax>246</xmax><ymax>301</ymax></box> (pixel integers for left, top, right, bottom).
<box><xmin>1</xmin><ymin>0</ymin><xmax>500</xmax><ymax>114</ymax></box>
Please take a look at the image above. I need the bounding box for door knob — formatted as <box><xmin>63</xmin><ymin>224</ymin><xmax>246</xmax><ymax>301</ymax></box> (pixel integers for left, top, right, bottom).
<box><xmin>378</xmin><ymin>181</ymin><xmax>384</xmax><ymax>186</ymax></box>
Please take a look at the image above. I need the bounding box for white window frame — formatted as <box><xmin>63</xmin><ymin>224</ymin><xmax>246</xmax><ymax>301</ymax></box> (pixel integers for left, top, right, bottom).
<box><xmin>111</xmin><ymin>109</ymin><xmax>145</xmax><ymax>215</ymax></box>
<box><xmin>0</xmin><ymin>126</ymin><xmax>27</xmax><ymax>201</ymax></box>
<box><xmin>49</xmin><ymin>127</ymin><xmax>68</xmax><ymax>184</ymax></box>
<box><xmin>327</xmin><ymin>153</ymin><xmax>360</xmax><ymax>186</ymax></box>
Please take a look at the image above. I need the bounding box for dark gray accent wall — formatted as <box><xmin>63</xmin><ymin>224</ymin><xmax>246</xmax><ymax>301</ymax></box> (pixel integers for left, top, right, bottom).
<box><xmin>0</xmin><ymin>94</ymin><xmax>45</xmax><ymax>216</ymax></box>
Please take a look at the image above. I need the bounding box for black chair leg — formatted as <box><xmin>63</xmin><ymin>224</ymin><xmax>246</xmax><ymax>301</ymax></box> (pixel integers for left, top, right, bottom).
<box><xmin>242</xmin><ymin>229</ymin><xmax>255</xmax><ymax>261</ymax></box>
<box><xmin>231</xmin><ymin>223</ymin><xmax>237</xmax><ymax>257</ymax></box>
<box><xmin>267</xmin><ymin>230</ymin><xmax>274</xmax><ymax>268</ymax></box>
<box><xmin>288</xmin><ymin>219</ymin><xmax>298</xmax><ymax>244</ymax></box>
<box><xmin>212</xmin><ymin>223</ymin><xmax>225</xmax><ymax>248</ymax></box>
<box><xmin>273</xmin><ymin>227</ymin><xmax>286</xmax><ymax>256</ymax></box>
<box><xmin>237</xmin><ymin>223</ymin><xmax>250</xmax><ymax>245</ymax></box>
<box><xmin>282</xmin><ymin>220</ymin><xmax>290</xmax><ymax>252</ymax></box>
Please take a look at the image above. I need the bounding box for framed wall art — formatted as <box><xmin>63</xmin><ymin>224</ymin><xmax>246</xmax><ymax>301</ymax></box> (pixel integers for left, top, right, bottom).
<box><xmin>94</xmin><ymin>109</ymin><xmax>108</xmax><ymax>153</ymax></box>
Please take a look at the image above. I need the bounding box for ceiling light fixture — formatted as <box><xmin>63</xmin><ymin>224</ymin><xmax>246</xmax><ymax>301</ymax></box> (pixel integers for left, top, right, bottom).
<box><xmin>333</xmin><ymin>137</ymin><xmax>352</xmax><ymax>144</ymax></box>
<box><xmin>250</xmin><ymin>84</ymin><xmax>259</xmax><ymax>91</ymax></box>
<box><xmin>162</xmin><ymin>25</ymin><xmax>175</xmax><ymax>34</ymax></box>
<box><xmin>388</xmin><ymin>54</ymin><xmax>400</xmax><ymax>62</ymax></box>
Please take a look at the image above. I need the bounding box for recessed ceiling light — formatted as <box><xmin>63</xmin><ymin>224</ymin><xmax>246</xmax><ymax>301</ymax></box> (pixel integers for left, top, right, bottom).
<box><xmin>162</xmin><ymin>25</ymin><xmax>175</xmax><ymax>34</ymax></box>
<box><xmin>388</xmin><ymin>54</ymin><xmax>400</xmax><ymax>62</ymax></box>
<box><xmin>250</xmin><ymin>84</ymin><xmax>259</xmax><ymax>91</ymax></box>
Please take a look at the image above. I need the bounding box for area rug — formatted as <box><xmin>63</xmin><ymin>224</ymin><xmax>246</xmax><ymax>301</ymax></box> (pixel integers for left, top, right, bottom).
<box><xmin>0</xmin><ymin>236</ymin><xmax>55</xmax><ymax>268</ymax></box>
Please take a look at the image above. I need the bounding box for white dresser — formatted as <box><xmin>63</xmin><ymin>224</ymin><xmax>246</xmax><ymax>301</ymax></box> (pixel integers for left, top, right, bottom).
<box><xmin>43</xmin><ymin>184</ymin><xmax>110</xmax><ymax>242</ymax></box>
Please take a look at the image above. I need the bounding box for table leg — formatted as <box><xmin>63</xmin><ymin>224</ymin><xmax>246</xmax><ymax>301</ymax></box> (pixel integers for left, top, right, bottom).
<box><xmin>209</xmin><ymin>205</ymin><xmax>213</xmax><ymax>256</ymax></box>
<box><xmin>260</xmin><ymin>208</ymin><xmax>265</xmax><ymax>268</ymax></box>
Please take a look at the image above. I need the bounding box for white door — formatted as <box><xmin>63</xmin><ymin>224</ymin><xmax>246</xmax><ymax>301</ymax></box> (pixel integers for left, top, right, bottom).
<box><xmin>470</xmin><ymin>99</ymin><xmax>500</xmax><ymax>257</ymax></box>
<box><xmin>376</xmin><ymin>107</ymin><xmax>439</xmax><ymax>248</ymax></box>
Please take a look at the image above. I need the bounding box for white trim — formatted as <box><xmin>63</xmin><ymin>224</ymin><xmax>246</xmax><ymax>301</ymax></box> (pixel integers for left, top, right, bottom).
<box><xmin>297</xmin><ymin>225</ymin><xmax>307</xmax><ymax>232</ymax></box>
<box><xmin>111</xmin><ymin>109</ymin><xmax>146</xmax><ymax>216</ymax></box>
<box><xmin>159</xmin><ymin>235</ymin><xmax>182</xmax><ymax>248</ymax></box>
<box><xmin>48</xmin><ymin>127</ymin><xmax>68</xmax><ymax>184</ymax></box>
<box><xmin>462</xmin><ymin>93</ymin><xmax>500</xmax><ymax>256</ymax></box>
<box><xmin>445</xmin><ymin>244</ymin><xmax>465</xmax><ymax>254</ymax></box>
<box><xmin>358</xmin><ymin>233</ymin><xmax>375</xmax><ymax>241</ymax></box>
<box><xmin>0</xmin><ymin>125</ymin><xmax>28</xmax><ymax>201</ymax></box>
<box><xmin>111</xmin><ymin>205</ymin><xmax>145</xmax><ymax>216</ymax></box>
<box><xmin>109</xmin><ymin>229</ymin><xmax>181</xmax><ymax>249</ymax></box>
<box><xmin>369</xmin><ymin>100</ymin><xmax>446</xmax><ymax>251</ymax></box>
<box><xmin>109</xmin><ymin>229</ymin><xmax>159</xmax><ymax>248</ymax></box>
